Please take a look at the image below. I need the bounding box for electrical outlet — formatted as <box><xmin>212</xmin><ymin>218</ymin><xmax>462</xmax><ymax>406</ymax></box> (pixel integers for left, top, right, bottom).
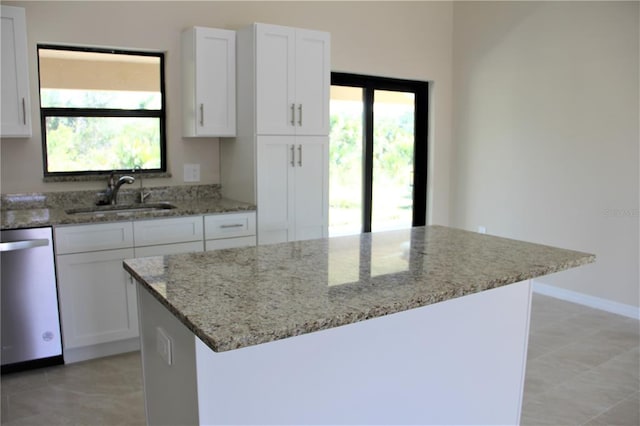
<box><xmin>183</xmin><ymin>163</ymin><xmax>200</xmax><ymax>182</ymax></box>
<box><xmin>478</xmin><ymin>226</ymin><xmax>487</xmax><ymax>234</ymax></box>
<box><xmin>156</xmin><ymin>327</ymin><xmax>172</xmax><ymax>366</ymax></box>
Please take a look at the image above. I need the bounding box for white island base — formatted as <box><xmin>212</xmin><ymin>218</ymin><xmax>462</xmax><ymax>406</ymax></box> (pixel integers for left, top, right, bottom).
<box><xmin>137</xmin><ymin>279</ymin><xmax>532</xmax><ymax>425</ymax></box>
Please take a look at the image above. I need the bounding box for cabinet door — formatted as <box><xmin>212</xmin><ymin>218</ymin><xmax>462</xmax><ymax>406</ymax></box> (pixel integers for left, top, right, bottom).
<box><xmin>0</xmin><ymin>5</ymin><xmax>31</xmax><ymax>137</ymax></box>
<box><xmin>294</xmin><ymin>29</ymin><xmax>330</xmax><ymax>136</ymax></box>
<box><xmin>257</xmin><ymin>136</ymin><xmax>295</xmax><ymax>244</ymax></box>
<box><xmin>255</xmin><ymin>23</ymin><xmax>296</xmax><ymax>136</ymax></box>
<box><xmin>182</xmin><ymin>27</ymin><xmax>236</xmax><ymax>137</ymax></box>
<box><xmin>57</xmin><ymin>248</ymin><xmax>138</xmax><ymax>349</ymax></box>
<box><xmin>293</xmin><ymin>136</ymin><xmax>329</xmax><ymax>240</ymax></box>
<box><xmin>195</xmin><ymin>27</ymin><xmax>236</xmax><ymax>136</ymax></box>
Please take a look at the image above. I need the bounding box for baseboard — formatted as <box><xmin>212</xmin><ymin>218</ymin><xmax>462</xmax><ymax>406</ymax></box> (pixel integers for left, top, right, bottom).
<box><xmin>63</xmin><ymin>337</ymin><xmax>140</xmax><ymax>364</ymax></box>
<box><xmin>532</xmin><ymin>281</ymin><xmax>640</xmax><ymax>320</ymax></box>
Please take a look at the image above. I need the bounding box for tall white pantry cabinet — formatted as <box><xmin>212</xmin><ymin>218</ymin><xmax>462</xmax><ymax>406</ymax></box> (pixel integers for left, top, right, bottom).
<box><xmin>221</xmin><ymin>23</ymin><xmax>330</xmax><ymax>245</ymax></box>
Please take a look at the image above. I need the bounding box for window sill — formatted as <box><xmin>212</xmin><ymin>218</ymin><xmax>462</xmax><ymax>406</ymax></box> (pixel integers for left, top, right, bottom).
<box><xmin>43</xmin><ymin>172</ymin><xmax>172</xmax><ymax>183</ymax></box>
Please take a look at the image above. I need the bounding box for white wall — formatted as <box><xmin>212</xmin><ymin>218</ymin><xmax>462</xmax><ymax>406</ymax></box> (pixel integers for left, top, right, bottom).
<box><xmin>452</xmin><ymin>1</ymin><xmax>639</xmax><ymax>308</ymax></box>
<box><xmin>0</xmin><ymin>0</ymin><xmax>453</xmax><ymax>225</ymax></box>
<box><xmin>3</xmin><ymin>1</ymin><xmax>635</xmax><ymax>308</ymax></box>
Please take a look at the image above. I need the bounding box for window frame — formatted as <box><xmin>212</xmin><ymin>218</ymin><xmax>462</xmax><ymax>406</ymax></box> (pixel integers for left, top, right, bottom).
<box><xmin>37</xmin><ymin>44</ymin><xmax>167</xmax><ymax>177</ymax></box>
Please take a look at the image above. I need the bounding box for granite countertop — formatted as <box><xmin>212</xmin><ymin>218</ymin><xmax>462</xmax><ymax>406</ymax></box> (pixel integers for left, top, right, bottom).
<box><xmin>123</xmin><ymin>225</ymin><xmax>595</xmax><ymax>353</ymax></box>
<box><xmin>1</xmin><ymin>184</ymin><xmax>255</xmax><ymax>230</ymax></box>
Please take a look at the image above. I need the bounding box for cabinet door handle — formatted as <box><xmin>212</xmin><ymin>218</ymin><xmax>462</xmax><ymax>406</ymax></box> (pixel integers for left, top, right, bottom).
<box><xmin>298</xmin><ymin>144</ymin><xmax>302</xmax><ymax>167</ymax></box>
<box><xmin>290</xmin><ymin>145</ymin><xmax>295</xmax><ymax>167</ymax></box>
<box><xmin>290</xmin><ymin>103</ymin><xmax>295</xmax><ymax>126</ymax></box>
<box><xmin>220</xmin><ymin>224</ymin><xmax>244</xmax><ymax>229</ymax></box>
<box><xmin>200</xmin><ymin>103</ymin><xmax>204</xmax><ymax>126</ymax></box>
<box><xmin>22</xmin><ymin>98</ymin><xmax>26</xmax><ymax>125</ymax></box>
<box><xmin>298</xmin><ymin>104</ymin><xmax>303</xmax><ymax>126</ymax></box>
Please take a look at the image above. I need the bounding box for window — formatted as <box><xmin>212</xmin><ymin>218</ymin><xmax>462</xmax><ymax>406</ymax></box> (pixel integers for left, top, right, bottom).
<box><xmin>38</xmin><ymin>45</ymin><xmax>166</xmax><ymax>176</ymax></box>
<box><xmin>330</xmin><ymin>73</ymin><xmax>428</xmax><ymax>235</ymax></box>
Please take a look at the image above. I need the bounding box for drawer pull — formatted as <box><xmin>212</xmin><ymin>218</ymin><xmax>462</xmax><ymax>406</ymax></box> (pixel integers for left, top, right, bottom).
<box><xmin>220</xmin><ymin>224</ymin><xmax>244</xmax><ymax>229</ymax></box>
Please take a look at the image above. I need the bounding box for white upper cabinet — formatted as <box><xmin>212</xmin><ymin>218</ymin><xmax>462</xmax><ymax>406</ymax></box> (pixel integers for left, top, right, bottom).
<box><xmin>1</xmin><ymin>5</ymin><xmax>31</xmax><ymax>138</ymax></box>
<box><xmin>182</xmin><ymin>27</ymin><xmax>236</xmax><ymax>137</ymax></box>
<box><xmin>293</xmin><ymin>28</ymin><xmax>331</xmax><ymax>136</ymax></box>
<box><xmin>255</xmin><ymin>23</ymin><xmax>330</xmax><ymax>136</ymax></box>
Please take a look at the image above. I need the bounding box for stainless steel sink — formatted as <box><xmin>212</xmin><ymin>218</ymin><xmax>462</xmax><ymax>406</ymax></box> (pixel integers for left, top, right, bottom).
<box><xmin>66</xmin><ymin>202</ymin><xmax>177</xmax><ymax>217</ymax></box>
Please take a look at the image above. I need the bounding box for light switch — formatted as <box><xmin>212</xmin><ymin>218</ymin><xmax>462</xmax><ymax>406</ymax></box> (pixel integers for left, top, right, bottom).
<box><xmin>184</xmin><ymin>163</ymin><xmax>200</xmax><ymax>182</ymax></box>
<box><xmin>156</xmin><ymin>327</ymin><xmax>172</xmax><ymax>366</ymax></box>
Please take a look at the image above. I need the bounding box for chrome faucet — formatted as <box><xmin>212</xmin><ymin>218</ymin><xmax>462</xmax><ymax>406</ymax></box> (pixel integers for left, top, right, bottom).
<box><xmin>106</xmin><ymin>173</ymin><xmax>135</xmax><ymax>205</ymax></box>
<box><xmin>133</xmin><ymin>166</ymin><xmax>150</xmax><ymax>204</ymax></box>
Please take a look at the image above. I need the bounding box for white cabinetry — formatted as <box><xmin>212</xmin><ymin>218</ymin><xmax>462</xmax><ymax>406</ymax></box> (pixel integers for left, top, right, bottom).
<box><xmin>182</xmin><ymin>26</ymin><xmax>236</xmax><ymax>137</ymax></box>
<box><xmin>204</xmin><ymin>211</ymin><xmax>256</xmax><ymax>250</ymax></box>
<box><xmin>55</xmin><ymin>222</ymin><xmax>137</xmax><ymax>358</ymax></box>
<box><xmin>257</xmin><ymin>136</ymin><xmax>328</xmax><ymax>244</ymax></box>
<box><xmin>54</xmin><ymin>211</ymin><xmax>254</xmax><ymax>362</ymax></box>
<box><xmin>1</xmin><ymin>5</ymin><xmax>31</xmax><ymax>137</ymax></box>
<box><xmin>255</xmin><ymin>23</ymin><xmax>330</xmax><ymax>136</ymax></box>
<box><xmin>134</xmin><ymin>216</ymin><xmax>204</xmax><ymax>257</ymax></box>
<box><xmin>221</xmin><ymin>23</ymin><xmax>330</xmax><ymax>244</ymax></box>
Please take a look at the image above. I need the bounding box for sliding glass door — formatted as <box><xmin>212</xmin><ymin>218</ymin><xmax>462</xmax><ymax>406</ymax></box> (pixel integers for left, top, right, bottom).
<box><xmin>329</xmin><ymin>85</ymin><xmax>364</xmax><ymax>236</ymax></box>
<box><xmin>329</xmin><ymin>73</ymin><xmax>428</xmax><ymax>236</ymax></box>
<box><xmin>371</xmin><ymin>89</ymin><xmax>416</xmax><ymax>232</ymax></box>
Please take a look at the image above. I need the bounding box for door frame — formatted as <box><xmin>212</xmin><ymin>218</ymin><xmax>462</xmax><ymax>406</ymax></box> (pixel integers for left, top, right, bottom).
<box><xmin>331</xmin><ymin>72</ymin><xmax>429</xmax><ymax>232</ymax></box>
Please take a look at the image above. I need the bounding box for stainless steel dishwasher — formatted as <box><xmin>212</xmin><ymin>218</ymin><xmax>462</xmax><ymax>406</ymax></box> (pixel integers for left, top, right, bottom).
<box><xmin>1</xmin><ymin>227</ymin><xmax>63</xmax><ymax>373</ymax></box>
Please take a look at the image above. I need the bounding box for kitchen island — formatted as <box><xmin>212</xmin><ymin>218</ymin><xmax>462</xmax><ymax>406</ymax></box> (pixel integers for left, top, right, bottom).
<box><xmin>123</xmin><ymin>226</ymin><xmax>594</xmax><ymax>425</ymax></box>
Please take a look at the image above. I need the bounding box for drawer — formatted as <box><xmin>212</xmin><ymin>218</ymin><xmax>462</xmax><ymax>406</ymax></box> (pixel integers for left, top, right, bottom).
<box><xmin>55</xmin><ymin>221</ymin><xmax>133</xmax><ymax>254</ymax></box>
<box><xmin>133</xmin><ymin>216</ymin><xmax>203</xmax><ymax>247</ymax></box>
<box><xmin>135</xmin><ymin>241</ymin><xmax>203</xmax><ymax>258</ymax></box>
<box><xmin>204</xmin><ymin>212</ymin><xmax>256</xmax><ymax>240</ymax></box>
<box><xmin>205</xmin><ymin>235</ymin><xmax>256</xmax><ymax>251</ymax></box>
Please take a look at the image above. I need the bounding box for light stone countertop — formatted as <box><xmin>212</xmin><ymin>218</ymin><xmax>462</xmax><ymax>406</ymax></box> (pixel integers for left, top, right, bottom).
<box><xmin>0</xmin><ymin>185</ymin><xmax>255</xmax><ymax>230</ymax></box>
<box><xmin>123</xmin><ymin>226</ymin><xmax>595</xmax><ymax>353</ymax></box>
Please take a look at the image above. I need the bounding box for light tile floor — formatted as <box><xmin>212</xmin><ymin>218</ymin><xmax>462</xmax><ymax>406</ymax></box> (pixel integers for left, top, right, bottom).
<box><xmin>1</xmin><ymin>352</ymin><xmax>145</xmax><ymax>425</ymax></box>
<box><xmin>1</xmin><ymin>293</ymin><xmax>638</xmax><ymax>425</ymax></box>
<box><xmin>521</xmin><ymin>294</ymin><xmax>639</xmax><ymax>425</ymax></box>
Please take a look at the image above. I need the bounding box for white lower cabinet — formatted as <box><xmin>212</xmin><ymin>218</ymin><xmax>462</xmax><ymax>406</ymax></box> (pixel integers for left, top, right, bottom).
<box><xmin>134</xmin><ymin>216</ymin><xmax>204</xmax><ymax>257</ymax></box>
<box><xmin>56</xmin><ymin>248</ymin><xmax>138</xmax><ymax>350</ymax></box>
<box><xmin>133</xmin><ymin>216</ymin><xmax>203</xmax><ymax>248</ymax></box>
<box><xmin>55</xmin><ymin>221</ymin><xmax>138</xmax><ymax>362</ymax></box>
<box><xmin>135</xmin><ymin>241</ymin><xmax>203</xmax><ymax>258</ymax></box>
<box><xmin>205</xmin><ymin>236</ymin><xmax>256</xmax><ymax>251</ymax></box>
<box><xmin>257</xmin><ymin>136</ymin><xmax>328</xmax><ymax>245</ymax></box>
<box><xmin>204</xmin><ymin>211</ymin><xmax>256</xmax><ymax>251</ymax></box>
<box><xmin>54</xmin><ymin>221</ymin><xmax>134</xmax><ymax>254</ymax></box>
<box><xmin>55</xmin><ymin>212</ymin><xmax>255</xmax><ymax>362</ymax></box>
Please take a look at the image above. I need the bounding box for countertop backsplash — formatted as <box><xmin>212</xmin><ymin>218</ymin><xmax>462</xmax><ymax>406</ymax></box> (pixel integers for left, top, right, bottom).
<box><xmin>1</xmin><ymin>184</ymin><xmax>222</xmax><ymax>211</ymax></box>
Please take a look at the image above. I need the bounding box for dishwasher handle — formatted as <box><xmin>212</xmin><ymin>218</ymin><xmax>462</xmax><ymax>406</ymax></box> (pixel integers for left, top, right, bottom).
<box><xmin>0</xmin><ymin>239</ymin><xmax>50</xmax><ymax>252</ymax></box>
